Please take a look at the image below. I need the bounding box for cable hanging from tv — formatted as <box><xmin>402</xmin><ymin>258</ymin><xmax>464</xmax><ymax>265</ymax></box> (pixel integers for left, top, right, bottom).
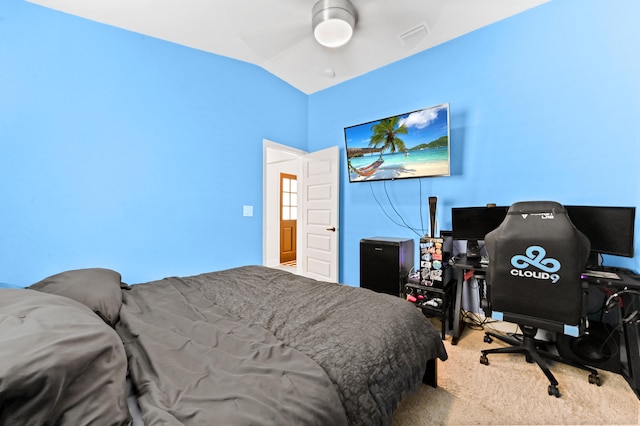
<box><xmin>368</xmin><ymin>179</ymin><xmax>432</xmax><ymax>239</ymax></box>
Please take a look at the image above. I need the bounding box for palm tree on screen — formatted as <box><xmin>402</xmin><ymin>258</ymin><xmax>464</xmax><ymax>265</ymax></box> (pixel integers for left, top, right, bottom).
<box><xmin>368</xmin><ymin>116</ymin><xmax>408</xmax><ymax>157</ymax></box>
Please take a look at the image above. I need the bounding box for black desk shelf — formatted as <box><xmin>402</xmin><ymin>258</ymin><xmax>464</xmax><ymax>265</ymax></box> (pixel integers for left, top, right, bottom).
<box><xmin>405</xmin><ymin>279</ymin><xmax>455</xmax><ymax>340</ymax></box>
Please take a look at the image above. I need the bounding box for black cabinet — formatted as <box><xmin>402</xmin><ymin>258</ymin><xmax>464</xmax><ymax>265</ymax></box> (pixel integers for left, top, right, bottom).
<box><xmin>360</xmin><ymin>237</ymin><xmax>414</xmax><ymax>296</ymax></box>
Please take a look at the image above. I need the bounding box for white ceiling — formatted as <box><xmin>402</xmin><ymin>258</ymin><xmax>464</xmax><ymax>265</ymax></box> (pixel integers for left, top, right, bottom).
<box><xmin>27</xmin><ymin>0</ymin><xmax>550</xmax><ymax>94</ymax></box>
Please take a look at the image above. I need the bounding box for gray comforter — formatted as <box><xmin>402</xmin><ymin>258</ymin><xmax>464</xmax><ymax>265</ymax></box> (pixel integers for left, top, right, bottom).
<box><xmin>122</xmin><ymin>266</ymin><xmax>447</xmax><ymax>426</ymax></box>
<box><xmin>0</xmin><ymin>289</ymin><xmax>130</xmax><ymax>425</ymax></box>
<box><xmin>117</xmin><ymin>272</ymin><xmax>349</xmax><ymax>425</ymax></box>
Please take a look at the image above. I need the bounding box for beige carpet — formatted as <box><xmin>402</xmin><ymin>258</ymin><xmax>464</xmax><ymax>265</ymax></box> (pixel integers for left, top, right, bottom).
<box><xmin>392</xmin><ymin>325</ymin><xmax>640</xmax><ymax>425</ymax></box>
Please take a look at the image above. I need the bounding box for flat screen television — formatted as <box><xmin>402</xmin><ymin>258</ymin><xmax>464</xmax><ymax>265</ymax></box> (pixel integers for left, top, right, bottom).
<box><xmin>344</xmin><ymin>103</ymin><xmax>450</xmax><ymax>183</ymax></box>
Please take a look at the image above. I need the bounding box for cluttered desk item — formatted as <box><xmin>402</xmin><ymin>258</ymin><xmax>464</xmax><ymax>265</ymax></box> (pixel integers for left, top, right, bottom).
<box><xmin>583</xmin><ymin>269</ymin><xmax>621</xmax><ymax>280</ymax></box>
<box><xmin>581</xmin><ymin>267</ymin><xmax>640</xmax><ymax>288</ymax></box>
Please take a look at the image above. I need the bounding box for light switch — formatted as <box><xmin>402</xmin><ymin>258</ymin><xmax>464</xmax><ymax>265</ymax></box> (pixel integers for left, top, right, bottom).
<box><xmin>243</xmin><ymin>205</ymin><xmax>253</xmax><ymax>217</ymax></box>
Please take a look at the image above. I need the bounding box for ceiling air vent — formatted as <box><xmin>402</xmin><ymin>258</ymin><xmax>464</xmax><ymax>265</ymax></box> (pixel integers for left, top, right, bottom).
<box><xmin>398</xmin><ymin>23</ymin><xmax>430</xmax><ymax>48</ymax></box>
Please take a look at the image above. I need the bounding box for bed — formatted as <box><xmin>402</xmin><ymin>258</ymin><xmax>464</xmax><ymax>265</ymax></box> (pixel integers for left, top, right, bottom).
<box><xmin>0</xmin><ymin>265</ymin><xmax>447</xmax><ymax>425</ymax></box>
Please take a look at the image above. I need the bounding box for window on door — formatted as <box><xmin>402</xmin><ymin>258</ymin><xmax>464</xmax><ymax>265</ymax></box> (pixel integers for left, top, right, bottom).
<box><xmin>281</xmin><ymin>174</ymin><xmax>297</xmax><ymax>221</ymax></box>
<box><xmin>280</xmin><ymin>173</ymin><xmax>297</xmax><ymax>265</ymax></box>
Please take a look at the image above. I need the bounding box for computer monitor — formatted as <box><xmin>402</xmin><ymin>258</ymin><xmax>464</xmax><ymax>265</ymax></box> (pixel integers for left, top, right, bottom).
<box><xmin>451</xmin><ymin>206</ymin><xmax>509</xmax><ymax>258</ymax></box>
<box><xmin>565</xmin><ymin>205</ymin><xmax>636</xmax><ymax>266</ymax></box>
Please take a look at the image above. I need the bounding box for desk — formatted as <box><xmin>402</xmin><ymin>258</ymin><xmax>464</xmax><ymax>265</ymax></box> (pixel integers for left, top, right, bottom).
<box><xmin>450</xmin><ymin>256</ymin><xmax>640</xmax><ymax>398</ymax></box>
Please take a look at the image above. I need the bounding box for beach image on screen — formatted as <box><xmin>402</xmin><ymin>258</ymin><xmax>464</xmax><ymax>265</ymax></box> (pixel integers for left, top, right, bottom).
<box><xmin>344</xmin><ymin>103</ymin><xmax>450</xmax><ymax>182</ymax></box>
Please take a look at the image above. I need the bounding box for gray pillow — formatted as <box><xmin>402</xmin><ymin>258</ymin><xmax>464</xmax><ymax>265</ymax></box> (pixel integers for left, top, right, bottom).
<box><xmin>29</xmin><ymin>268</ymin><xmax>123</xmax><ymax>326</ymax></box>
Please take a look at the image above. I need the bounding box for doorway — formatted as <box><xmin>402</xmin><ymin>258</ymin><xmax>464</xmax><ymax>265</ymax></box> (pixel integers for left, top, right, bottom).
<box><xmin>279</xmin><ymin>173</ymin><xmax>297</xmax><ymax>265</ymax></box>
<box><xmin>263</xmin><ymin>140</ymin><xmax>303</xmax><ymax>272</ymax></box>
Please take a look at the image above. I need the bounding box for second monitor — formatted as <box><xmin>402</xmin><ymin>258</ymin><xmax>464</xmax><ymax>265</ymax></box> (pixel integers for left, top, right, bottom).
<box><xmin>451</xmin><ymin>206</ymin><xmax>508</xmax><ymax>258</ymax></box>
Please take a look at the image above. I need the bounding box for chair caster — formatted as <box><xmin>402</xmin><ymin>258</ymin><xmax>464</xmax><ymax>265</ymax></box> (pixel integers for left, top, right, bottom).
<box><xmin>588</xmin><ymin>374</ymin><xmax>602</xmax><ymax>386</ymax></box>
<box><xmin>483</xmin><ymin>334</ymin><xmax>493</xmax><ymax>343</ymax></box>
<box><xmin>479</xmin><ymin>354</ymin><xmax>489</xmax><ymax>365</ymax></box>
<box><xmin>548</xmin><ymin>384</ymin><xmax>561</xmax><ymax>398</ymax></box>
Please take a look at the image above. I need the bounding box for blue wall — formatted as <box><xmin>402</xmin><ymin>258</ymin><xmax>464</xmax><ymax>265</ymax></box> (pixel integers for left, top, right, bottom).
<box><xmin>1</xmin><ymin>0</ymin><xmax>307</xmax><ymax>284</ymax></box>
<box><xmin>309</xmin><ymin>0</ymin><xmax>640</xmax><ymax>286</ymax></box>
<box><xmin>1</xmin><ymin>0</ymin><xmax>638</xmax><ymax>287</ymax></box>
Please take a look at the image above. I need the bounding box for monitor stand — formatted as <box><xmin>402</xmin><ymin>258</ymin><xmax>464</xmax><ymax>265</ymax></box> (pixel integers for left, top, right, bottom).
<box><xmin>466</xmin><ymin>240</ymin><xmax>481</xmax><ymax>258</ymax></box>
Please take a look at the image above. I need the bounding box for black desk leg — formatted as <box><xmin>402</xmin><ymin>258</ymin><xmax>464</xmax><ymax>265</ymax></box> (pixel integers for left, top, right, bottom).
<box><xmin>451</xmin><ymin>274</ymin><xmax>464</xmax><ymax>345</ymax></box>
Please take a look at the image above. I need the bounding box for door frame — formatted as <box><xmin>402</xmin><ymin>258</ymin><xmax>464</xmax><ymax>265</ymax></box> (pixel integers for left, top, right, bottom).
<box><xmin>263</xmin><ymin>140</ymin><xmax>305</xmax><ymax>274</ymax></box>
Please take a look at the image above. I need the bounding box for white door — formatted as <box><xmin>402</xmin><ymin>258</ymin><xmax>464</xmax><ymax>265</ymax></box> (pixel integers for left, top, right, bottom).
<box><xmin>299</xmin><ymin>146</ymin><xmax>340</xmax><ymax>282</ymax></box>
<box><xmin>263</xmin><ymin>141</ymin><xmax>340</xmax><ymax>282</ymax></box>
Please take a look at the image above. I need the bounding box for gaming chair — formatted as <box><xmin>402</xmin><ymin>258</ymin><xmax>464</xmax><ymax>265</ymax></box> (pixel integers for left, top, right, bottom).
<box><xmin>479</xmin><ymin>201</ymin><xmax>601</xmax><ymax>397</ymax></box>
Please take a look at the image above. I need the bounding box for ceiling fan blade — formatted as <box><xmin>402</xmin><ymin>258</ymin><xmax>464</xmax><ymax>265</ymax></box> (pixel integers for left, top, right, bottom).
<box><xmin>223</xmin><ymin>0</ymin><xmax>311</xmax><ymax>60</ymax></box>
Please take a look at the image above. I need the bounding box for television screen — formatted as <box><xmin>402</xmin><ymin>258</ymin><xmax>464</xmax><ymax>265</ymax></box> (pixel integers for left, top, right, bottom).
<box><xmin>344</xmin><ymin>103</ymin><xmax>450</xmax><ymax>183</ymax></box>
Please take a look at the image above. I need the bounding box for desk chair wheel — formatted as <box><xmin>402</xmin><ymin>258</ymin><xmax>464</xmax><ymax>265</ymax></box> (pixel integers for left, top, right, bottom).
<box><xmin>479</xmin><ymin>354</ymin><xmax>489</xmax><ymax>365</ymax></box>
<box><xmin>548</xmin><ymin>384</ymin><xmax>561</xmax><ymax>398</ymax></box>
<box><xmin>483</xmin><ymin>335</ymin><xmax>493</xmax><ymax>343</ymax></box>
<box><xmin>588</xmin><ymin>373</ymin><xmax>602</xmax><ymax>386</ymax></box>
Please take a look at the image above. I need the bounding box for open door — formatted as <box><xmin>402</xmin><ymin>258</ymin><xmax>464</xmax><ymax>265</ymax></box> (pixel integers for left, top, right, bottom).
<box><xmin>299</xmin><ymin>146</ymin><xmax>340</xmax><ymax>282</ymax></box>
<box><xmin>263</xmin><ymin>141</ymin><xmax>340</xmax><ymax>282</ymax></box>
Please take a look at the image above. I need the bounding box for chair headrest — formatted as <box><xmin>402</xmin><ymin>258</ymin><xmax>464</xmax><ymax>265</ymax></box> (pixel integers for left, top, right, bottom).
<box><xmin>507</xmin><ymin>201</ymin><xmax>565</xmax><ymax>215</ymax></box>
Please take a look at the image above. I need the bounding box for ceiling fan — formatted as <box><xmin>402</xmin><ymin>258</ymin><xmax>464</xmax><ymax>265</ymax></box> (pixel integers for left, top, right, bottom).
<box><xmin>223</xmin><ymin>0</ymin><xmax>444</xmax><ymax>63</ymax></box>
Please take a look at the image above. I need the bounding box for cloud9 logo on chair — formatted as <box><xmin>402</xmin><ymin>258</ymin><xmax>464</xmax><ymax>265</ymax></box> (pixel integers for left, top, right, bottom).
<box><xmin>510</xmin><ymin>245</ymin><xmax>561</xmax><ymax>283</ymax></box>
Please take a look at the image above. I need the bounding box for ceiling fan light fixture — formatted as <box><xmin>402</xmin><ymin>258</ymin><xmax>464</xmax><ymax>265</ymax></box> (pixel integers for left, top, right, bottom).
<box><xmin>312</xmin><ymin>0</ymin><xmax>357</xmax><ymax>48</ymax></box>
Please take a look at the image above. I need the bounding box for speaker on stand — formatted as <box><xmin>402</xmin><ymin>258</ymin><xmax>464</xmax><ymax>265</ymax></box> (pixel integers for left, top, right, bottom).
<box><xmin>428</xmin><ymin>196</ymin><xmax>438</xmax><ymax>238</ymax></box>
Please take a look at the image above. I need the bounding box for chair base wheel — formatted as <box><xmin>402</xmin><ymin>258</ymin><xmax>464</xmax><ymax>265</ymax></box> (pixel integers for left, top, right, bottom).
<box><xmin>548</xmin><ymin>384</ymin><xmax>561</xmax><ymax>398</ymax></box>
<box><xmin>589</xmin><ymin>374</ymin><xmax>602</xmax><ymax>386</ymax></box>
<box><xmin>481</xmin><ymin>327</ymin><xmax>602</xmax><ymax>398</ymax></box>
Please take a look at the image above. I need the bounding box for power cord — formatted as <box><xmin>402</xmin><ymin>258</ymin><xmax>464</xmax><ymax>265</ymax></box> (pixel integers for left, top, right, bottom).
<box><xmin>460</xmin><ymin>310</ymin><xmax>499</xmax><ymax>331</ymax></box>
<box><xmin>368</xmin><ymin>178</ymin><xmax>438</xmax><ymax>239</ymax></box>
<box><xmin>383</xmin><ymin>180</ymin><xmax>423</xmax><ymax>237</ymax></box>
<box><xmin>369</xmin><ymin>183</ymin><xmax>423</xmax><ymax>238</ymax></box>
